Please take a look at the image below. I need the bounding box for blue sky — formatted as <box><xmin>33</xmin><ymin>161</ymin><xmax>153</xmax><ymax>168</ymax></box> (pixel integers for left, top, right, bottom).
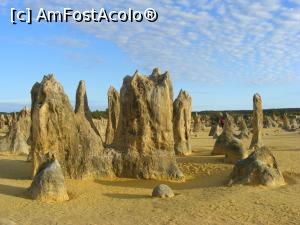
<box><xmin>0</xmin><ymin>0</ymin><xmax>300</xmax><ymax>112</ymax></box>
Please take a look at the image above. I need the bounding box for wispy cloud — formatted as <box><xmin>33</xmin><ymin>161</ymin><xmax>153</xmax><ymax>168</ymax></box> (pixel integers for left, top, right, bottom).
<box><xmin>13</xmin><ymin>0</ymin><xmax>300</xmax><ymax>84</ymax></box>
<box><xmin>54</xmin><ymin>37</ymin><xmax>89</xmax><ymax>48</ymax></box>
<box><xmin>0</xmin><ymin>0</ymin><xmax>8</xmax><ymax>6</ymax></box>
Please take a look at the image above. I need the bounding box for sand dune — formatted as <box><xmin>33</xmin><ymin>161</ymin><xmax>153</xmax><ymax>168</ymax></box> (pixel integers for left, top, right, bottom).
<box><xmin>0</xmin><ymin>129</ymin><xmax>299</xmax><ymax>225</ymax></box>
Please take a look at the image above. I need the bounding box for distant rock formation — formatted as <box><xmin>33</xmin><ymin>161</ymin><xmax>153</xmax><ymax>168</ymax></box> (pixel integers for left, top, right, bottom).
<box><xmin>0</xmin><ymin>114</ymin><xmax>5</xmax><ymax>129</ymax></box>
<box><xmin>244</xmin><ymin>115</ymin><xmax>252</xmax><ymax>129</ymax></box>
<box><xmin>30</xmin><ymin>75</ymin><xmax>117</xmax><ymax>179</ymax></box>
<box><xmin>264</xmin><ymin>115</ymin><xmax>278</xmax><ymax>128</ymax></box>
<box><xmin>208</xmin><ymin>115</ymin><xmax>221</xmax><ymax>137</ymax></box>
<box><xmin>208</xmin><ymin>124</ymin><xmax>217</xmax><ymax>137</ymax></box>
<box><xmin>290</xmin><ymin>118</ymin><xmax>298</xmax><ymax>131</ymax></box>
<box><xmin>105</xmin><ymin>86</ymin><xmax>120</xmax><ymax>146</ymax></box>
<box><xmin>28</xmin><ymin>154</ymin><xmax>69</xmax><ymax>202</ymax></box>
<box><xmin>173</xmin><ymin>90</ymin><xmax>192</xmax><ymax>156</ymax></box>
<box><xmin>93</xmin><ymin>117</ymin><xmax>107</xmax><ymax>141</ymax></box>
<box><xmin>282</xmin><ymin>113</ymin><xmax>291</xmax><ymax>131</ymax></box>
<box><xmin>0</xmin><ymin>107</ymin><xmax>31</xmax><ymax>154</ymax></box>
<box><xmin>75</xmin><ymin>80</ymin><xmax>101</xmax><ymax>137</ymax></box>
<box><xmin>237</xmin><ymin>116</ymin><xmax>249</xmax><ymax>139</ymax></box>
<box><xmin>212</xmin><ymin>125</ymin><xmax>222</xmax><ymax>139</ymax></box>
<box><xmin>249</xmin><ymin>93</ymin><xmax>264</xmax><ymax>149</ymax></box>
<box><xmin>113</xmin><ymin>68</ymin><xmax>184</xmax><ymax>181</ymax></box>
<box><xmin>228</xmin><ymin>147</ymin><xmax>285</xmax><ymax>187</ymax></box>
<box><xmin>6</xmin><ymin>115</ymin><xmax>12</xmax><ymax>127</ymax></box>
<box><xmin>12</xmin><ymin>113</ymin><xmax>17</xmax><ymax>123</ymax></box>
<box><xmin>212</xmin><ymin>114</ymin><xmax>247</xmax><ymax>163</ymax></box>
<box><xmin>192</xmin><ymin>114</ymin><xmax>205</xmax><ymax>133</ymax></box>
<box><xmin>202</xmin><ymin>114</ymin><xmax>211</xmax><ymax>127</ymax></box>
<box><xmin>209</xmin><ymin>119</ymin><xmax>222</xmax><ymax>139</ymax></box>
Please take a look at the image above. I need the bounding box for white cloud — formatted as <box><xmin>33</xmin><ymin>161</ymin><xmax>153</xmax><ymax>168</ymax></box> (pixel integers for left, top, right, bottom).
<box><xmin>17</xmin><ymin>0</ymin><xmax>300</xmax><ymax>84</ymax></box>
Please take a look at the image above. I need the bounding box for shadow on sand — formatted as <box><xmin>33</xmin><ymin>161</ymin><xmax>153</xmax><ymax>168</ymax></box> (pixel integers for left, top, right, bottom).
<box><xmin>0</xmin><ymin>158</ymin><xmax>31</xmax><ymax>180</ymax></box>
<box><xmin>103</xmin><ymin>193</ymin><xmax>151</xmax><ymax>200</ymax></box>
<box><xmin>176</xmin><ymin>154</ymin><xmax>225</xmax><ymax>164</ymax></box>
<box><xmin>0</xmin><ymin>183</ymin><xmax>29</xmax><ymax>199</ymax></box>
<box><xmin>96</xmin><ymin>149</ymin><xmax>231</xmax><ymax>191</ymax></box>
<box><xmin>96</xmin><ymin>171</ymin><xmax>229</xmax><ymax>191</ymax></box>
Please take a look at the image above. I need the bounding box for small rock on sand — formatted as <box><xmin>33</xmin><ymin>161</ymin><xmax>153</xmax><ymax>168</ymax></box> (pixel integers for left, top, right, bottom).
<box><xmin>152</xmin><ymin>184</ymin><xmax>175</xmax><ymax>198</ymax></box>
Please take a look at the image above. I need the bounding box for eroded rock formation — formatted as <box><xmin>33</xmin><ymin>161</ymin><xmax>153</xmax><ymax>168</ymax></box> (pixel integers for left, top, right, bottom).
<box><xmin>228</xmin><ymin>147</ymin><xmax>285</xmax><ymax>187</ymax></box>
<box><xmin>238</xmin><ymin>116</ymin><xmax>249</xmax><ymax>139</ymax></box>
<box><xmin>173</xmin><ymin>90</ymin><xmax>192</xmax><ymax>156</ymax></box>
<box><xmin>0</xmin><ymin>114</ymin><xmax>5</xmax><ymax>129</ymax></box>
<box><xmin>93</xmin><ymin>117</ymin><xmax>108</xmax><ymax>141</ymax></box>
<box><xmin>30</xmin><ymin>72</ymin><xmax>184</xmax><ymax>182</ymax></box>
<box><xmin>282</xmin><ymin>113</ymin><xmax>291</xmax><ymax>131</ymax></box>
<box><xmin>209</xmin><ymin>124</ymin><xmax>218</xmax><ymax>137</ymax></box>
<box><xmin>30</xmin><ymin>75</ymin><xmax>117</xmax><ymax>179</ymax></box>
<box><xmin>249</xmin><ymin>93</ymin><xmax>264</xmax><ymax>149</ymax></box>
<box><xmin>212</xmin><ymin>114</ymin><xmax>247</xmax><ymax>163</ymax></box>
<box><xmin>209</xmin><ymin>117</ymin><xmax>222</xmax><ymax>139</ymax></box>
<box><xmin>113</xmin><ymin>68</ymin><xmax>184</xmax><ymax>181</ymax></box>
<box><xmin>192</xmin><ymin>114</ymin><xmax>205</xmax><ymax>133</ymax></box>
<box><xmin>264</xmin><ymin>116</ymin><xmax>278</xmax><ymax>128</ymax></box>
<box><xmin>0</xmin><ymin>107</ymin><xmax>31</xmax><ymax>154</ymax></box>
<box><xmin>290</xmin><ymin>118</ymin><xmax>298</xmax><ymax>131</ymax></box>
<box><xmin>105</xmin><ymin>86</ymin><xmax>120</xmax><ymax>145</ymax></box>
<box><xmin>75</xmin><ymin>80</ymin><xmax>101</xmax><ymax>137</ymax></box>
<box><xmin>28</xmin><ymin>154</ymin><xmax>69</xmax><ymax>202</ymax></box>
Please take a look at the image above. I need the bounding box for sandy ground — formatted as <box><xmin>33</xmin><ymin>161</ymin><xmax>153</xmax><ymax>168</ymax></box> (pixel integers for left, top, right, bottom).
<box><xmin>0</xmin><ymin>128</ymin><xmax>299</xmax><ymax>225</ymax></box>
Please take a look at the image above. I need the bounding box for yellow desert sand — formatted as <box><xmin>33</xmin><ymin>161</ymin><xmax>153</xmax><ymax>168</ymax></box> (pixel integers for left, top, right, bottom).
<box><xmin>0</xmin><ymin>128</ymin><xmax>299</xmax><ymax>225</ymax></box>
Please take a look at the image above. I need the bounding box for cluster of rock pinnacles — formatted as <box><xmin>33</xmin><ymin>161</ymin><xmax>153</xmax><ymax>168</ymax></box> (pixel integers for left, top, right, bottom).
<box><xmin>0</xmin><ymin>68</ymin><xmax>290</xmax><ymax>202</ymax></box>
<box><xmin>28</xmin><ymin>69</ymin><xmax>188</xmax><ymax>202</ymax></box>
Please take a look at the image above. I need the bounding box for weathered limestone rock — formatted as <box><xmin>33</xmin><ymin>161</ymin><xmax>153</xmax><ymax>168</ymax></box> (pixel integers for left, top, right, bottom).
<box><xmin>249</xmin><ymin>93</ymin><xmax>264</xmax><ymax>149</ymax></box>
<box><xmin>75</xmin><ymin>80</ymin><xmax>100</xmax><ymax>137</ymax></box>
<box><xmin>291</xmin><ymin>118</ymin><xmax>298</xmax><ymax>131</ymax></box>
<box><xmin>212</xmin><ymin>114</ymin><xmax>247</xmax><ymax>163</ymax></box>
<box><xmin>152</xmin><ymin>184</ymin><xmax>174</xmax><ymax>198</ymax></box>
<box><xmin>209</xmin><ymin>124</ymin><xmax>217</xmax><ymax>136</ymax></box>
<box><xmin>105</xmin><ymin>86</ymin><xmax>120</xmax><ymax>146</ymax></box>
<box><xmin>274</xmin><ymin>114</ymin><xmax>285</xmax><ymax>128</ymax></box>
<box><xmin>28</xmin><ymin>154</ymin><xmax>69</xmax><ymax>202</ymax></box>
<box><xmin>212</xmin><ymin>125</ymin><xmax>222</xmax><ymax>139</ymax></box>
<box><xmin>113</xmin><ymin>68</ymin><xmax>184</xmax><ymax>181</ymax></box>
<box><xmin>271</xmin><ymin>113</ymin><xmax>278</xmax><ymax>122</ymax></box>
<box><xmin>192</xmin><ymin>114</ymin><xmax>205</xmax><ymax>133</ymax></box>
<box><xmin>0</xmin><ymin>114</ymin><xmax>5</xmax><ymax>129</ymax></box>
<box><xmin>6</xmin><ymin>114</ymin><xmax>14</xmax><ymax>127</ymax></box>
<box><xmin>244</xmin><ymin>115</ymin><xmax>252</xmax><ymax>129</ymax></box>
<box><xmin>0</xmin><ymin>107</ymin><xmax>31</xmax><ymax>154</ymax></box>
<box><xmin>282</xmin><ymin>113</ymin><xmax>291</xmax><ymax>131</ymax></box>
<box><xmin>264</xmin><ymin>115</ymin><xmax>278</xmax><ymax>128</ymax></box>
<box><xmin>12</xmin><ymin>113</ymin><xmax>17</xmax><ymax>123</ymax></box>
<box><xmin>228</xmin><ymin>147</ymin><xmax>285</xmax><ymax>187</ymax></box>
<box><xmin>173</xmin><ymin>90</ymin><xmax>192</xmax><ymax>156</ymax></box>
<box><xmin>238</xmin><ymin>116</ymin><xmax>249</xmax><ymax>139</ymax></box>
<box><xmin>202</xmin><ymin>114</ymin><xmax>211</xmax><ymax>127</ymax></box>
<box><xmin>209</xmin><ymin>116</ymin><xmax>222</xmax><ymax>139</ymax></box>
<box><xmin>93</xmin><ymin>117</ymin><xmax>108</xmax><ymax>141</ymax></box>
<box><xmin>30</xmin><ymin>75</ymin><xmax>117</xmax><ymax>179</ymax></box>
